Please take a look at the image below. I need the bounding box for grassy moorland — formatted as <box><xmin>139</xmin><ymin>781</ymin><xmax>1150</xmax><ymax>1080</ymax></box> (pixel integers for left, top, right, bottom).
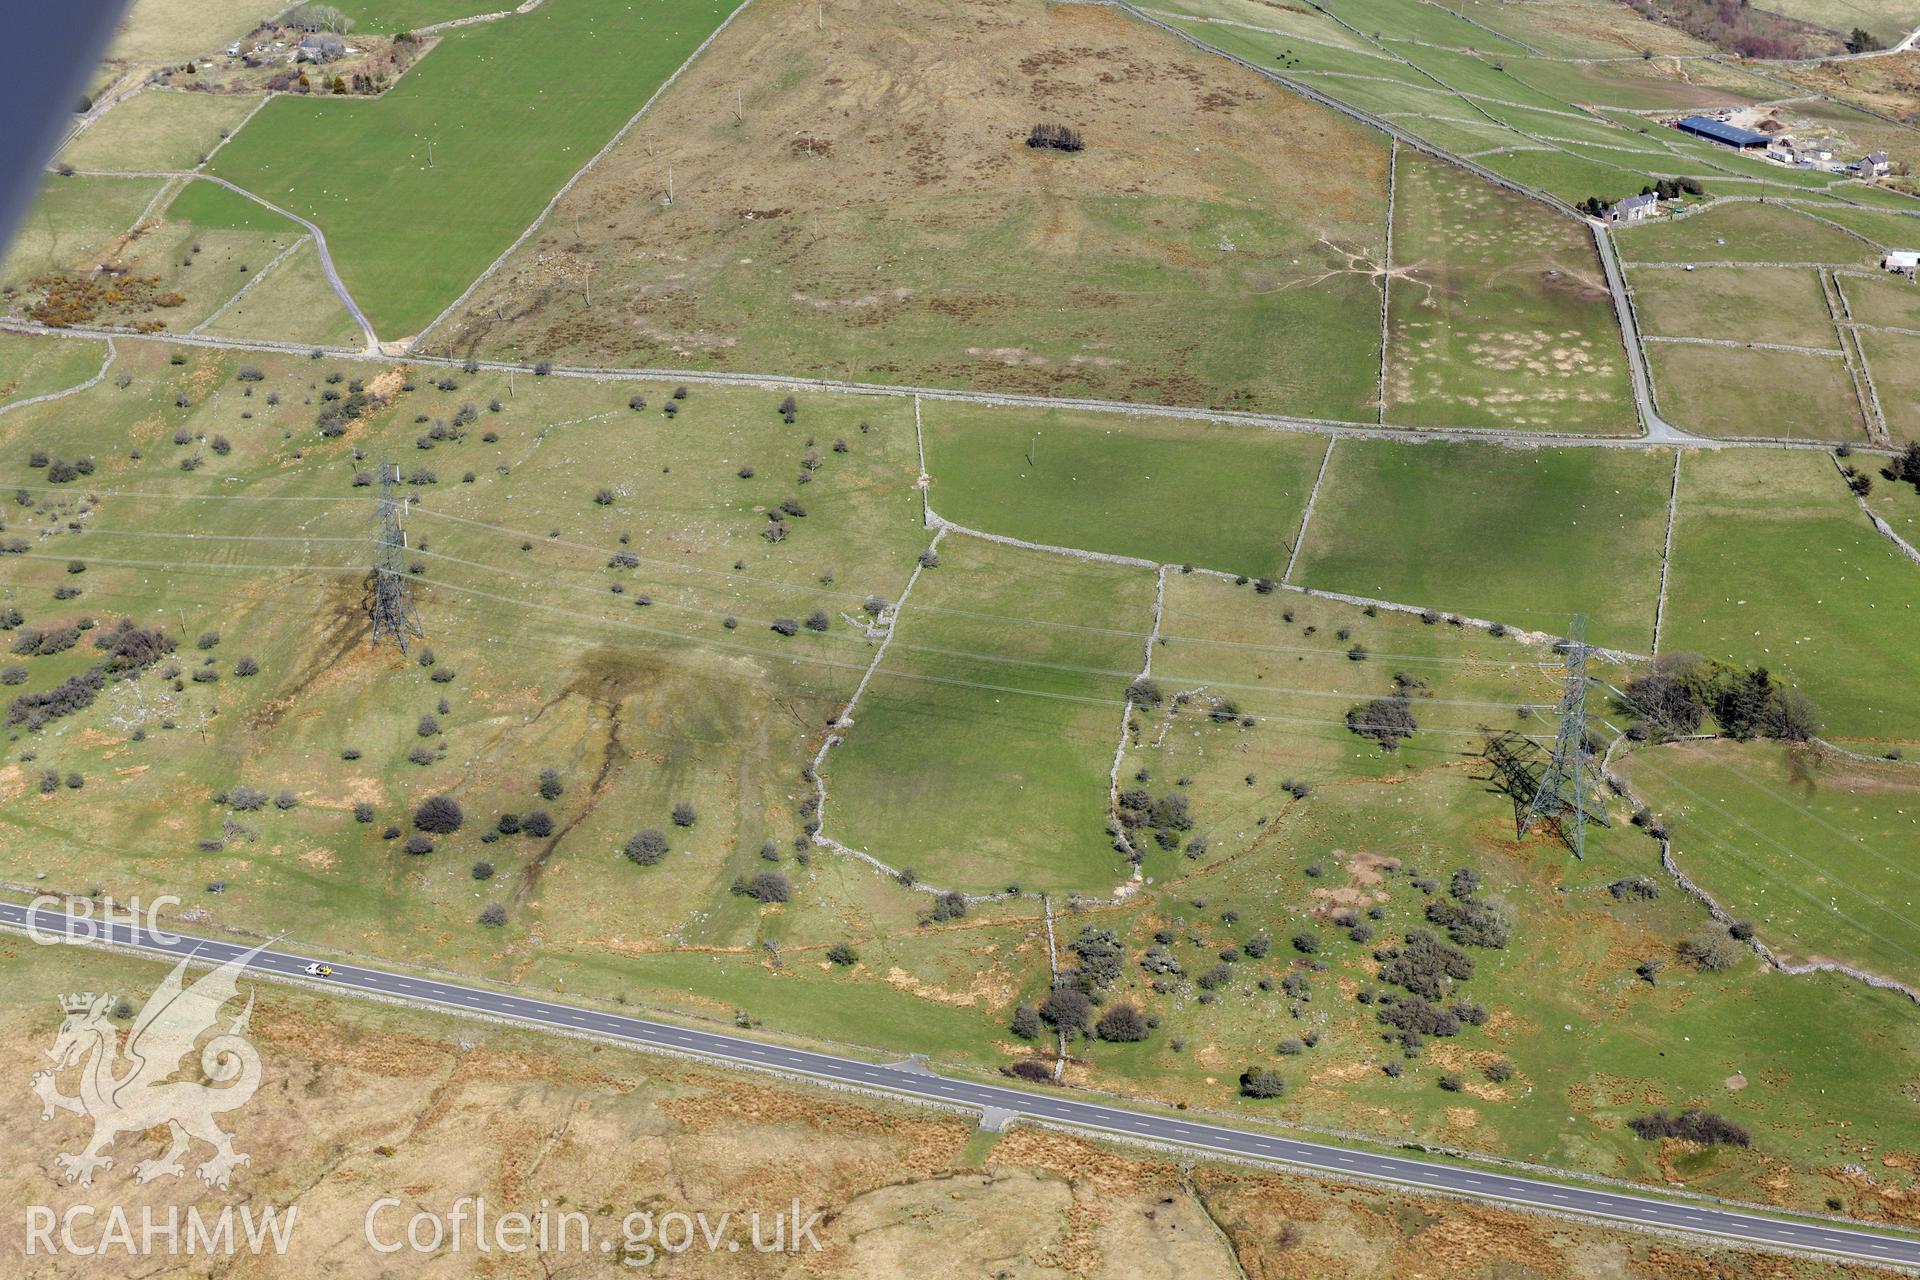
<box><xmin>0</xmin><ymin>175</ymin><xmax>165</xmax><ymax>289</ymax></box>
<box><xmin>206</xmin><ymin>0</ymin><xmax>741</xmax><ymax>338</ymax></box>
<box><xmin>431</xmin><ymin>0</ymin><xmax>1393</xmax><ymax>417</ymax></box>
<box><xmin>921</xmin><ymin>403</ymin><xmax>1326</xmax><ymax>579</ymax></box>
<box><xmin>1290</xmin><ymin>440</ymin><xmax>1672</xmax><ymax>650</ymax></box>
<box><xmin>4</xmin><ymin>335</ymin><xmax>1920</xmax><ymax>1213</ymax></box>
<box><xmin>0</xmin><ymin>331</ymin><xmax>107</xmax><ymax>410</ymax></box>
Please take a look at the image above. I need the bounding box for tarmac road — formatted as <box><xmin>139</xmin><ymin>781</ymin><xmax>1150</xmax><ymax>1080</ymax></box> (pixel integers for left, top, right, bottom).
<box><xmin>6</xmin><ymin>900</ymin><xmax>1919</xmax><ymax>1270</ymax></box>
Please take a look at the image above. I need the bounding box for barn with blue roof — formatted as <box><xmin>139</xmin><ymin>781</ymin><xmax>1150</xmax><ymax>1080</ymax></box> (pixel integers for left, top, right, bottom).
<box><xmin>1674</xmin><ymin>116</ymin><xmax>1769</xmax><ymax>149</ymax></box>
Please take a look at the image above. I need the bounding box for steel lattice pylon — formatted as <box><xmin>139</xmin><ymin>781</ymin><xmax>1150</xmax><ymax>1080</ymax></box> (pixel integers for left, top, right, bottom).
<box><xmin>368</xmin><ymin>462</ymin><xmax>423</xmax><ymax>653</ymax></box>
<box><xmin>1518</xmin><ymin>614</ymin><xmax>1610</xmax><ymax>858</ymax></box>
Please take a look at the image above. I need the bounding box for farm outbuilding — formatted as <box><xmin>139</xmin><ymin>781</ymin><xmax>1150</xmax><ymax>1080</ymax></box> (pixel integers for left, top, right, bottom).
<box><xmin>1884</xmin><ymin>250</ymin><xmax>1920</xmax><ymax>273</ymax></box>
<box><xmin>1675</xmin><ymin>116</ymin><xmax>1769</xmax><ymax>149</ymax></box>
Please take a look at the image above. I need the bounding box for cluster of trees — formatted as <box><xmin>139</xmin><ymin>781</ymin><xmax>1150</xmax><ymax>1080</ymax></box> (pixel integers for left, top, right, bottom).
<box><xmin>1621</xmin><ymin>654</ymin><xmax>1821</xmax><ymax>743</ymax></box>
<box><xmin>26</xmin><ymin>450</ymin><xmax>95</xmax><ymax>484</ymax></box>
<box><xmin>1887</xmin><ymin>441</ymin><xmax>1920</xmax><ymax>495</ymax></box>
<box><xmin>1114</xmin><ymin>786</ymin><xmax>1198</xmax><ymax>852</ymax></box>
<box><xmin>1346</xmin><ymin>690</ymin><xmax>1417</xmax><ymax>751</ymax></box>
<box><xmin>731</xmin><ymin>871</ymin><xmax>791</xmax><ymax>903</ymax></box>
<box><xmin>1009</xmin><ymin>928</ymin><xmax>1151</xmax><ymax>1050</ymax></box>
<box><xmin>1026</xmin><ymin>122</ymin><xmax>1084</xmax><ymax>152</ymax></box>
<box><xmin>1627</xmin><ymin>1108</ymin><xmax>1749</xmax><ymax>1147</ymax></box>
<box><xmin>8</xmin><ymin>618</ymin><xmax>177</xmax><ymax>729</ymax></box>
<box><xmin>1424</xmin><ymin>867</ymin><xmax>1511</xmax><ymax>949</ymax></box>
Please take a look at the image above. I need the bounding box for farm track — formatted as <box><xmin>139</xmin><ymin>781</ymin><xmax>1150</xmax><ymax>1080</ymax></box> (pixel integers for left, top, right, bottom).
<box><xmin>67</xmin><ymin>169</ymin><xmax>378</xmax><ymax>349</ymax></box>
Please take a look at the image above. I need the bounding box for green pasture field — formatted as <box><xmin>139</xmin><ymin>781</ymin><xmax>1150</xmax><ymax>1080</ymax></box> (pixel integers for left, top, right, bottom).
<box><xmin>1387</xmin><ymin>46</ymin><xmax>1575</xmax><ymax>113</ymax></box>
<box><xmin>1146</xmin><ymin>570</ymin><xmax>1565</xmax><ymax>792</ymax></box>
<box><xmin>920</xmin><ymin>404</ymin><xmax>1326</xmax><ymax>579</ymax></box>
<box><xmin>1859</xmin><ymin>329</ymin><xmax>1920</xmax><ymax>442</ymax></box>
<box><xmin>1378</xmin><ymin>114</ymin><xmax>1532</xmax><ymax>156</ymax></box>
<box><xmin>1630</xmin><ymin>266</ymin><xmax>1840</xmax><ymax>348</ymax></box>
<box><xmin>1837</xmin><ymin>269</ymin><xmax>1920</xmax><ymax>328</ymax></box>
<box><xmin>1442</xmin><ymin>0</ymin><xmax>1711</xmax><ymax>56</ymax></box>
<box><xmin>1304</xmin><ymin>73</ymin><xmax>1485</xmax><ymax>120</ymax></box>
<box><xmin>1661</xmin><ymin>448</ymin><xmax>1920</xmax><ymax>741</ymax></box>
<box><xmin>1831</xmin><ymin>181</ymin><xmax>1920</xmax><ymax>212</ymax></box>
<box><xmin>1183</xmin><ymin>25</ymin><xmax>1429</xmax><ymax>82</ymax></box>
<box><xmin>1384</xmin><ymin>151</ymin><xmax>1635</xmax><ymax>434</ymax></box>
<box><xmin>197</xmin><ymin>238</ymin><xmax>364</xmax><ymax>347</ymax></box>
<box><xmin>0</xmin><ymin>333</ymin><xmax>107</xmax><ymax>410</ymax></box>
<box><xmin>1500</xmin><ymin>56</ymin><xmax>1770</xmax><ymax>111</ymax></box>
<box><xmin>1647</xmin><ymin>343</ymin><xmax>1864</xmax><ymax>441</ymax></box>
<box><xmin>165</xmin><ymin>178</ymin><xmax>302</xmax><ymax>233</ymax></box>
<box><xmin>1628</xmin><ymin>740</ymin><xmax>1920</xmax><ymax>982</ymax></box>
<box><xmin>823</xmin><ymin>536</ymin><xmax>1156</xmax><ymax>896</ymax></box>
<box><xmin>1626</xmin><ymin>742</ymin><xmax>1920</xmax><ymax>983</ymax></box>
<box><xmin>1479</xmin><ymin>146</ymin><xmax>1648</xmax><ymax>204</ymax></box>
<box><xmin>1866</xmin><ymin>468</ymin><xmax>1920</xmax><ymax>539</ymax></box>
<box><xmin>1</xmin><ymin>175</ymin><xmax>165</xmax><ymax>288</ymax></box>
<box><xmin>329</xmin><ymin>0</ymin><xmax>513</xmax><ymax>31</ymax></box>
<box><xmin>206</xmin><ymin>0</ymin><xmax>740</xmax><ymax>338</ymax></box>
<box><xmin>1614</xmin><ymin>201</ymin><xmax>1878</xmax><ymax>266</ymax></box>
<box><xmin>1290</xmin><ymin>439</ymin><xmax>1672</xmax><ymax>650</ymax></box>
<box><xmin>57</xmin><ymin>90</ymin><xmax>262</xmax><ymax>175</ymax></box>
<box><xmin>1470</xmin><ymin>102</ymin><xmax>1649</xmax><ymax>150</ymax></box>
<box><xmin>1810</xmin><ymin>203</ymin><xmax>1920</xmax><ymax>251</ymax></box>
<box><xmin>1319</xmin><ymin>0</ymin><xmax>1531</xmax><ymax>50</ymax></box>
<box><xmin>10</xmin><ymin>345</ymin><xmax>1920</xmax><ymax>1205</ymax></box>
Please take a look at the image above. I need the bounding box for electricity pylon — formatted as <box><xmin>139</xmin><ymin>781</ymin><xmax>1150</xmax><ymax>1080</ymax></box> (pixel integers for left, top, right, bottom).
<box><xmin>1518</xmin><ymin>614</ymin><xmax>1610</xmax><ymax>858</ymax></box>
<box><xmin>368</xmin><ymin>462</ymin><xmax>423</xmax><ymax>653</ymax></box>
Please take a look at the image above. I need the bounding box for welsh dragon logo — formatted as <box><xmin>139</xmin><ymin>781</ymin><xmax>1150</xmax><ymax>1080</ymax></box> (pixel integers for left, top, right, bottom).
<box><xmin>30</xmin><ymin>945</ymin><xmax>265</xmax><ymax>1190</ymax></box>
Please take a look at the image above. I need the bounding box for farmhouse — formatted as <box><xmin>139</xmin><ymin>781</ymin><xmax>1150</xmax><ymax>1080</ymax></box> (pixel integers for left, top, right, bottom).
<box><xmin>1606</xmin><ymin>193</ymin><xmax>1657</xmax><ymax>224</ymax></box>
<box><xmin>297</xmin><ymin>34</ymin><xmax>346</xmax><ymax>62</ymax></box>
<box><xmin>1675</xmin><ymin>115</ymin><xmax>1769</xmax><ymax>149</ymax></box>
<box><xmin>1854</xmin><ymin>151</ymin><xmax>1892</xmax><ymax>177</ymax></box>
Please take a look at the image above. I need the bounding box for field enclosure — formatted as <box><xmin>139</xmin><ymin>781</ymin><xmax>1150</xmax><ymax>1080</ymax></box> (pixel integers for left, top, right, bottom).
<box><xmin>1384</xmin><ymin>152</ymin><xmax>1633</xmax><ymax>434</ymax></box>
<box><xmin>1290</xmin><ymin>440</ymin><xmax>1673</xmax><ymax>651</ymax></box>
<box><xmin>203</xmin><ymin>0</ymin><xmax>744</xmax><ymax>340</ymax></box>
<box><xmin>1661</xmin><ymin>448</ymin><xmax>1919</xmax><ymax>742</ymax></box>
<box><xmin>921</xmin><ymin>403</ymin><xmax>1326</xmax><ymax>579</ymax></box>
